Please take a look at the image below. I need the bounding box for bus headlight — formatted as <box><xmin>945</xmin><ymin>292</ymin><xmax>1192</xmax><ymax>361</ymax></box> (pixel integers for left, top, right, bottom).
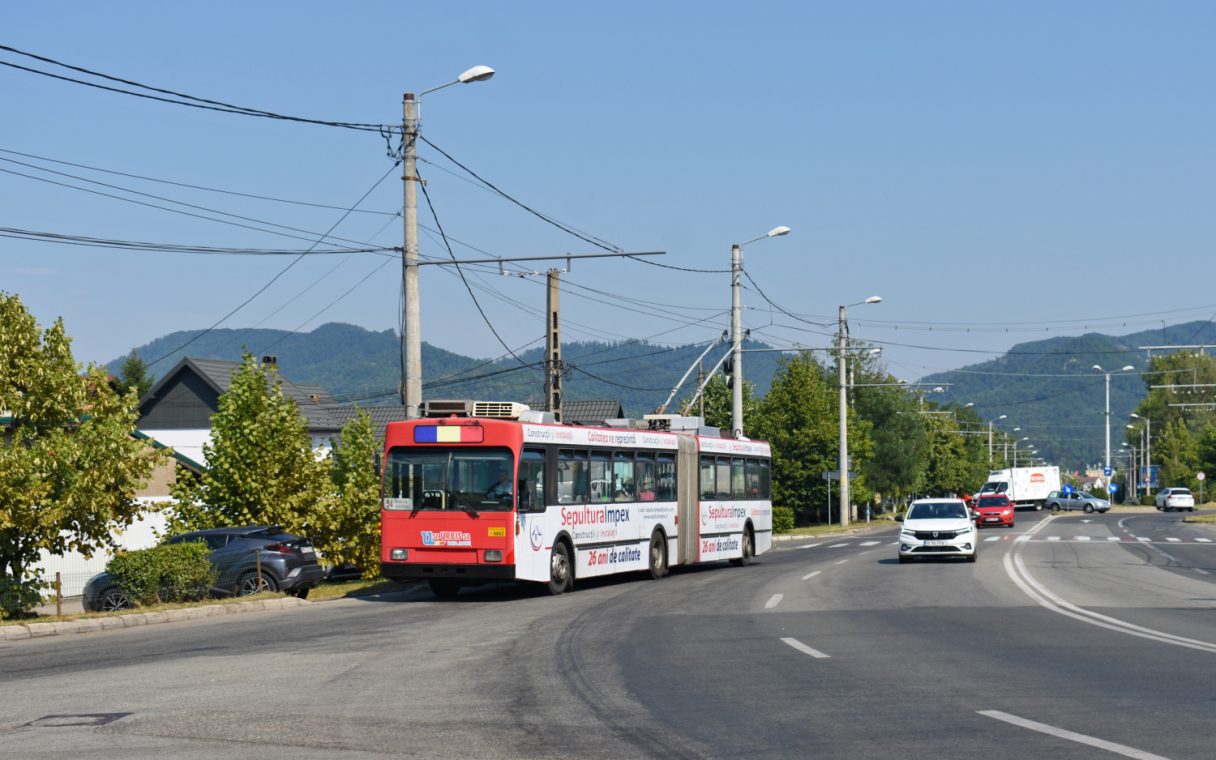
<box><xmin>484</xmin><ymin>550</ymin><xmax>503</xmax><ymax>563</ymax></box>
<box><xmin>390</xmin><ymin>548</ymin><xmax>408</xmax><ymax>561</ymax></box>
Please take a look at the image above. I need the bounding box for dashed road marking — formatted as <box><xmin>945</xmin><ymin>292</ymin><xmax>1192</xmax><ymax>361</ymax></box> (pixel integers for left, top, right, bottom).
<box><xmin>978</xmin><ymin>710</ymin><xmax>1171</xmax><ymax>760</ymax></box>
<box><xmin>1197</xmin><ymin>538</ymin><xmax>1212</xmax><ymax>543</ymax></box>
<box><xmin>859</xmin><ymin>540</ymin><xmax>881</xmax><ymax>547</ymax></box>
<box><xmin>1137</xmin><ymin>537</ymin><xmax>1152</xmax><ymax>542</ymax></box>
<box><xmin>1166</xmin><ymin>537</ymin><xmax>1181</xmax><ymax>543</ymax></box>
<box><xmin>827</xmin><ymin>543</ymin><xmax>851</xmax><ymax>548</ymax></box>
<box><xmin>764</xmin><ymin>594</ymin><xmax>783</xmax><ymax>610</ymax></box>
<box><xmin>796</xmin><ymin>542</ymin><xmax>824</xmax><ymax>550</ymax></box>
<box><xmin>781</xmin><ymin>637</ymin><xmax>831</xmax><ymax>659</ymax></box>
<box><xmin>801</xmin><ymin>570</ymin><xmax>822</xmax><ymax>581</ymax></box>
<box><xmin>1047</xmin><ymin>536</ymin><xmax>1061</xmax><ymax>542</ymax></box>
<box><xmin>985</xmin><ymin>536</ymin><xmax>1001</xmax><ymax>542</ymax></box>
<box><xmin>834</xmin><ymin>559</ymin><xmax>849</xmax><ymax>565</ymax></box>
<box><xmin>1075</xmin><ymin>536</ymin><xmax>1091</xmax><ymax>541</ymax></box>
<box><xmin>1107</xmin><ymin>536</ymin><xmax>1121</xmax><ymax>541</ymax></box>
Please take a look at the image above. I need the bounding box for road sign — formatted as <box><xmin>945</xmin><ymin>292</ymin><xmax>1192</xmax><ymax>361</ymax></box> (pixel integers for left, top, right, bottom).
<box><xmin>1198</xmin><ymin>471</ymin><xmax>1206</xmax><ymax>481</ymax></box>
<box><xmin>1104</xmin><ymin>466</ymin><xmax>1111</xmax><ymax>477</ymax></box>
<box><xmin>820</xmin><ymin>470</ymin><xmax>856</xmax><ymax>481</ymax></box>
<box><xmin>1108</xmin><ymin>483</ymin><xmax>1118</xmax><ymax>493</ymax></box>
<box><xmin>1062</xmin><ymin>484</ymin><xmax>1074</xmax><ymax>494</ymax></box>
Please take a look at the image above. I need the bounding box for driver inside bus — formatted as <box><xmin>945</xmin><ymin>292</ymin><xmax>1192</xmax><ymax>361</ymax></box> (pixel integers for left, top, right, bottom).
<box><xmin>486</xmin><ymin>469</ymin><xmax>513</xmax><ymax>499</ymax></box>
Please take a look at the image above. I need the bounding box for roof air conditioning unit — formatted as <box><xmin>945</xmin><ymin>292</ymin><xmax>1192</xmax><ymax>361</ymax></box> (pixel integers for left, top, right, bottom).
<box><xmin>420</xmin><ymin>400</ymin><xmax>531</xmax><ymax>419</ymax></box>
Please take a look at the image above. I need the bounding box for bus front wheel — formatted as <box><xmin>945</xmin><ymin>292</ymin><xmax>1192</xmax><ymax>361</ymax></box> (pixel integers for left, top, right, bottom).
<box><xmin>547</xmin><ymin>542</ymin><xmax>572</xmax><ymax>595</ymax></box>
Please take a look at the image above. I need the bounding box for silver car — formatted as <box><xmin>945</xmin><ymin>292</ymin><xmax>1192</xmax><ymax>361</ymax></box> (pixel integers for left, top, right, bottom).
<box><xmin>1046</xmin><ymin>490</ymin><xmax>1110</xmax><ymax>513</ymax></box>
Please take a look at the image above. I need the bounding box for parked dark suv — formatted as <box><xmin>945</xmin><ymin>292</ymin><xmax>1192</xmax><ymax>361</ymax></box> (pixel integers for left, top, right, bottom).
<box><xmin>83</xmin><ymin>526</ymin><xmax>325</xmax><ymax>612</ymax></box>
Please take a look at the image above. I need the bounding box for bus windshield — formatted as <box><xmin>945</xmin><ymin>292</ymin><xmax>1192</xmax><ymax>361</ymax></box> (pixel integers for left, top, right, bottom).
<box><xmin>384</xmin><ymin>447</ymin><xmax>515</xmax><ymax>513</ymax></box>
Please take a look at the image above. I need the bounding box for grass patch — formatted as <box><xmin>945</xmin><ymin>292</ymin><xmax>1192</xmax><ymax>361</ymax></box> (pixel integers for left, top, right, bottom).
<box><xmin>779</xmin><ymin>519</ymin><xmax>894</xmax><ymax>538</ymax></box>
<box><xmin>1183</xmin><ymin>513</ymin><xmax>1216</xmax><ymax>525</ymax></box>
<box><xmin>307</xmin><ymin>578</ymin><xmax>398</xmax><ymax>601</ymax></box>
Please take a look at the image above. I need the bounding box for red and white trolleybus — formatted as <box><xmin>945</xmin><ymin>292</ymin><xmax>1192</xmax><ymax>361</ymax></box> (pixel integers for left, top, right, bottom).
<box><xmin>380</xmin><ymin>403</ymin><xmax>772</xmax><ymax>598</ymax></box>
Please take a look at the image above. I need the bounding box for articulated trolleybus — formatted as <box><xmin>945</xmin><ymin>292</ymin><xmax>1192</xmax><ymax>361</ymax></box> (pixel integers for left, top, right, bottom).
<box><xmin>381</xmin><ymin>400</ymin><xmax>773</xmax><ymax>598</ymax></box>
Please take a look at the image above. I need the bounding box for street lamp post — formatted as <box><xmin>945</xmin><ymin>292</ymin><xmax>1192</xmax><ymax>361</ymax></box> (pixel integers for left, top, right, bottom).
<box><xmin>989</xmin><ymin>414</ymin><xmax>1007</xmax><ymax>465</ymax></box>
<box><xmin>730</xmin><ymin>226</ymin><xmax>791</xmax><ymax>438</ymax></box>
<box><xmin>838</xmin><ymin>295</ymin><xmax>882</xmax><ymax>527</ymax></box>
<box><xmin>1130</xmin><ymin>413</ymin><xmax>1152</xmax><ymax>496</ymax></box>
<box><xmin>402</xmin><ymin>65</ymin><xmax>496</xmax><ymax>418</ymax></box>
<box><xmin>1092</xmin><ymin>364</ymin><xmax>1134</xmax><ymax>473</ymax></box>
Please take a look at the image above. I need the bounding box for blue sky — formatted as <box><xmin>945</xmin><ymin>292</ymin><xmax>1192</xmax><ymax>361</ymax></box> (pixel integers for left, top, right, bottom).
<box><xmin>3</xmin><ymin>1</ymin><xmax>1215</xmax><ymax>390</ymax></box>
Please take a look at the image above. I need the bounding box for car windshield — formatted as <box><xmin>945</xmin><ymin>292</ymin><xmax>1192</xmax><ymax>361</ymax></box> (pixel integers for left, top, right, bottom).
<box><xmin>908</xmin><ymin>502</ymin><xmax>968</xmax><ymax>520</ymax></box>
<box><xmin>977</xmin><ymin>497</ymin><xmax>1007</xmax><ymax>507</ymax></box>
<box><xmin>980</xmin><ymin>481</ymin><xmax>1006</xmax><ymax>493</ymax></box>
<box><xmin>383</xmin><ymin>447</ymin><xmax>515</xmax><ymax>512</ymax></box>
<box><xmin>1172</xmin><ymin>488</ymin><xmax>1192</xmax><ymax>496</ymax></box>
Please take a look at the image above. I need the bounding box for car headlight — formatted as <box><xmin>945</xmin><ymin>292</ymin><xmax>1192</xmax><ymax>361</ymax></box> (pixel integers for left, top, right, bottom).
<box><xmin>900</xmin><ymin>528</ymin><xmax>916</xmax><ymax>536</ymax></box>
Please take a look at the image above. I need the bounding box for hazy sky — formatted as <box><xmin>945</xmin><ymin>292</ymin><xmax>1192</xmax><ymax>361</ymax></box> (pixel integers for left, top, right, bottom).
<box><xmin>4</xmin><ymin>2</ymin><xmax>1215</xmax><ymax>391</ymax></box>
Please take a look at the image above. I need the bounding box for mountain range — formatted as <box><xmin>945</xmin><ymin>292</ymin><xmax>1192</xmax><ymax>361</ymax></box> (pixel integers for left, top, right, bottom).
<box><xmin>111</xmin><ymin>320</ymin><xmax>1216</xmax><ymax>469</ymax></box>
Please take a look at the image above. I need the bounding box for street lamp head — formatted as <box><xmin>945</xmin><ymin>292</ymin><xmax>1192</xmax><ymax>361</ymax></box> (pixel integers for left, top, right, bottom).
<box><xmin>1092</xmin><ymin>364</ymin><xmax>1104</xmax><ymax>372</ymax></box>
<box><xmin>964</xmin><ymin>402</ymin><xmax>974</xmax><ymax>408</ymax></box>
<box><xmin>998</xmin><ymin>414</ymin><xmax>1007</xmax><ymax>420</ymax></box>
<box><xmin>1120</xmin><ymin>365</ymin><xmax>1135</xmax><ymax>372</ymax></box>
<box><xmin>932</xmin><ymin>386</ymin><xmax>944</xmax><ymax>393</ymax></box>
<box><xmin>458</xmin><ymin>65</ymin><xmax>496</xmax><ymax>84</ymax></box>
<box><xmin>766</xmin><ymin>226</ymin><xmax>791</xmax><ymax>238</ymax></box>
<box><xmin>1130</xmin><ymin>413</ymin><xmax>1141</xmax><ymax>420</ymax></box>
<box><xmin>864</xmin><ymin>296</ymin><xmax>882</xmax><ymax>304</ymax></box>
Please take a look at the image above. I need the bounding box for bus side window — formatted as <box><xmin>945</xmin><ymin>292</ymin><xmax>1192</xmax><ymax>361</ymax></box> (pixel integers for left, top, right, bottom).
<box><xmin>656</xmin><ymin>453</ymin><xmax>676</xmax><ymax>501</ymax></box>
<box><xmin>520</xmin><ymin>448</ymin><xmax>545</xmax><ymax>512</ymax></box>
<box><xmin>700</xmin><ymin>456</ymin><xmax>715</xmax><ymax>500</ymax></box>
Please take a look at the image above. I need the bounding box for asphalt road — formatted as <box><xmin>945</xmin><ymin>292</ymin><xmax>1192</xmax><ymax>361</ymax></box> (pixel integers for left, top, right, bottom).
<box><xmin>2</xmin><ymin>510</ymin><xmax>1214</xmax><ymax>759</ymax></box>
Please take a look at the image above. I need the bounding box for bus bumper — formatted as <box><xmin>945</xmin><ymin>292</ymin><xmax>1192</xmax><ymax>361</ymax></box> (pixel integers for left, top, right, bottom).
<box><xmin>380</xmin><ymin>562</ymin><xmax>517</xmax><ymax>583</ymax></box>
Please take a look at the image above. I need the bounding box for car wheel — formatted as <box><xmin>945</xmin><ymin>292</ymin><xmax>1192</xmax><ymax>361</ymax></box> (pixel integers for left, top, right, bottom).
<box><xmin>98</xmin><ymin>587</ymin><xmax>133</xmax><ymax>612</ymax></box>
<box><xmin>428</xmin><ymin>580</ymin><xmax>460</xmax><ymax>599</ymax></box>
<box><xmin>547</xmin><ymin>542</ymin><xmax>572</xmax><ymax>595</ymax></box>
<box><xmin>647</xmin><ymin>531</ymin><xmax>668</xmax><ymax>580</ymax></box>
<box><xmin>731</xmin><ymin>529</ymin><xmax>754</xmax><ymax>567</ymax></box>
<box><xmin>237</xmin><ymin>572</ymin><xmax>278</xmax><ymax>596</ymax></box>
<box><xmin>967</xmin><ymin>551</ymin><xmax>977</xmax><ymax>563</ymax></box>
<box><xmin>898</xmin><ymin>555</ymin><xmax>911</xmax><ymax>564</ymax></box>
<box><xmin>1051</xmin><ymin>503</ymin><xmax>1060</xmax><ymax>513</ymax></box>
<box><xmin>1084</xmin><ymin>504</ymin><xmax>1094</xmax><ymax>514</ymax></box>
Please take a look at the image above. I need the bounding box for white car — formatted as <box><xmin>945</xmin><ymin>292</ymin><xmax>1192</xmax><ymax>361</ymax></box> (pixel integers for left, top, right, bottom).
<box><xmin>898</xmin><ymin>498</ymin><xmax>978</xmax><ymax>563</ymax></box>
<box><xmin>1156</xmin><ymin>487</ymin><xmax>1196</xmax><ymax>512</ymax></box>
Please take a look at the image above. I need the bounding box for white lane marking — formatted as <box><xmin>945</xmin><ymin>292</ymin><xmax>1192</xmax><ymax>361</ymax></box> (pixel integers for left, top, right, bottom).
<box><xmin>834</xmin><ymin>559</ymin><xmax>849</xmax><ymax>566</ymax></box>
<box><xmin>1166</xmin><ymin>537</ymin><xmax>1181</xmax><ymax>543</ymax></box>
<box><xmin>1196</xmin><ymin>538</ymin><xmax>1212</xmax><ymax>543</ymax></box>
<box><xmin>1076</xmin><ymin>535</ymin><xmax>1091</xmax><ymax>541</ymax></box>
<box><xmin>1107</xmin><ymin>536</ymin><xmax>1122</xmax><ymax>541</ymax></box>
<box><xmin>978</xmin><ymin>711</ymin><xmax>1171</xmax><ymax>760</ymax></box>
<box><xmin>781</xmin><ymin>637</ymin><xmax>831</xmax><ymax>659</ymax></box>
<box><xmin>796</xmin><ymin>542</ymin><xmax>824</xmax><ymax>550</ymax></box>
<box><xmin>801</xmin><ymin>570</ymin><xmax>822</xmax><ymax>581</ymax></box>
<box><xmin>1047</xmin><ymin>536</ymin><xmax>1061</xmax><ymax>542</ymax></box>
<box><xmin>985</xmin><ymin>536</ymin><xmax>1001</xmax><ymax>542</ymax></box>
<box><xmin>1003</xmin><ymin>548</ymin><xmax>1216</xmax><ymax>654</ymax></box>
<box><xmin>1195</xmin><ymin>569</ymin><xmax>1210</xmax><ymax>576</ymax></box>
<box><xmin>764</xmin><ymin>594</ymin><xmax>783</xmax><ymax>610</ymax></box>
<box><xmin>859</xmin><ymin>540</ymin><xmax>881</xmax><ymax>547</ymax></box>
<box><xmin>827</xmin><ymin>542</ymin><xmax>850</xmax><ymax>548</ymax></box>
<box><xmin>1137</xmin><ymin>536</ymin><xmax>1152</xmax><ymax>542</ymax></box>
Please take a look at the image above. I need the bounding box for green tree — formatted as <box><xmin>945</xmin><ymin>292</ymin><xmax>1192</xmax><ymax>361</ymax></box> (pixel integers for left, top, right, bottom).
<box><xmin>921</xmin><ymin>412</ymin><xmax>986</xmax><ymax>496</ymax></box>
<box><xmin>170</xmin><ymin>352</ymin><xmax>329</xmax><ymax>532</ymax></box>
<box><xmin>751</xmin><ymin>353</ymin><xmax>842</xmax><ymax>525</ymax></box>
<box><xmin>0</xmin><ymin>292</ymin><xmax>166</xmax><ymax>603</ymax></box>
<box><xmin>309</xmin><ymin>409</ymin><xmax>383</xmax><ymax>578</ymax></box>
<box><xmin>116</xmin><ymin>349</ymin><xmax>154</xmax><ymax>399</ymax></box>
<box><xmin>854</xmin><ymin>381</ymin><xmax>929</xmax><ymax>506</ymax></box>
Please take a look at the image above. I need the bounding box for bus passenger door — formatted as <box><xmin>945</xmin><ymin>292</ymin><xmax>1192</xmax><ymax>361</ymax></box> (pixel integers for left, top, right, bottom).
<box><xmin>676</xmin><ymin>435</ymin><xmax>699</xmax><ymax>565</ymax></box>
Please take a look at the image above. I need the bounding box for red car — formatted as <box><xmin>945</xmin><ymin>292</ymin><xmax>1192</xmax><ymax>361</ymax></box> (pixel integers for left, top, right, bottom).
<box><xmin>972</xmin><ymin>494</ymin><xmax>1015</xmax><ymax>528</ymax></box>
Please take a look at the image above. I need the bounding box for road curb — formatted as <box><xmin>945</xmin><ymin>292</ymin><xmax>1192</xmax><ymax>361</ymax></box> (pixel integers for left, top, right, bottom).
<box><xmin>1</xmin><ymin>596</ymin><xmax>309</xmax><ymax>642</ymax></box>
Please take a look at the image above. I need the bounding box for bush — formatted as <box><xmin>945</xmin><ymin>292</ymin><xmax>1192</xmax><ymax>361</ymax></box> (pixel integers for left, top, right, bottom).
<box><xmin>108</xmin><ymin>541</ymin><xmax>216</xmax><ymax>607</ymax></box>
<box><xmin>772</xmin><ymin>505</ymin><xmax>795</xmax><ymax>533</ymax></box>
<box><xmin>0</xmin><ymin>576</ymin><xmax>45</xmax><ymax>620</ymax></box>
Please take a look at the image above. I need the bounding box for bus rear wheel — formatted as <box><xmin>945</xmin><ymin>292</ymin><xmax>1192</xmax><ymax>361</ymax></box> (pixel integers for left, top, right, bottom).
<box><xmin>648</xmin><ymin>532</ymin><xmax>667</xmax><ymax>580</ymax></box>
<box><xmin>547</xmin><ymin>542</ymin><xmax>572</xmax><ymax>595</ymax></box>
<box><xmin>731</xmin><ymin>529</ymin><xmax>753</xmax><ymax>567</ymax></box>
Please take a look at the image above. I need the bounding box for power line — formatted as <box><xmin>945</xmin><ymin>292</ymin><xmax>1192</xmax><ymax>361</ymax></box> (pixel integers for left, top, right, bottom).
<box><xmin>0</xmin><ymin>44</ymin><xmax>386</xmax><ymax>132</ymax></box>
<box><xmin>0</xmin><ymin>226</ymin><xmax>386</xmax><ymax>255</ymax></box>
<box><xmin>144</xmin><ymin>161</ymin><xmax>400</xmax><ymax>368</ymax></box>
<box><xmin>0</xmin><ymin>146</ymin><xmax>398</xmax><ymax>216</ymax></box>
<box><xmin>419</xmin><ymin>135</ymin><xmax>623</xmax><ymax>253</ymax></box>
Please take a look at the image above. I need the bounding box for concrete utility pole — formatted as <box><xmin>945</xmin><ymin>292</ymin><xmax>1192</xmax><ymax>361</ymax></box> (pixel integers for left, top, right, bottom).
<box><xmin>545</xmin><ymin>270</ymin><xmax>563</xmax><ymax>422</ymax></box>
<box><xmin>401</xmin><ymin>92</ymin><xmax>421</xmax><ymax>416</ymax></box>
<box><xmin>729</xmin><ymin>226</ymin><xmax>790</xmax><ymax>438</ymax></box>
<box><xmin>838</xmin><ymin>305</ymin><xmax>850</xmax><ymax>527</ymax></box>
